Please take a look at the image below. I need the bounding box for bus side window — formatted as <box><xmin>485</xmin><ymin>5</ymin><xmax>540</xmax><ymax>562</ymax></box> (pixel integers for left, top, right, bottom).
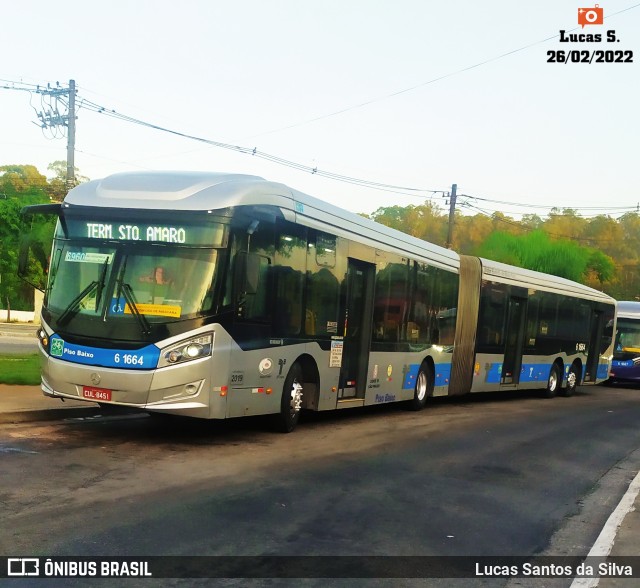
<box><xmin>374</xmin><ymin>259</ymin><xmax>409</xmax><ymax>343</ymax></box>
<box><xmin>274</xmin><ymin>225</ymin><xmax>307</xmax><ymax>336</ymax></box>
<box><xmin>231</xmin><ymin>221</ymin><xmax>275</xmax><ymax>322</ymax></box>
<box><xmin>478</xmin><ymin>283</ymin><xmax>507</xmax><ymax>348</ymax></box>
<box><xmin>305</xmin><ymin>231</ymin><xmax>341</xmax><ymax>337</ymax></box>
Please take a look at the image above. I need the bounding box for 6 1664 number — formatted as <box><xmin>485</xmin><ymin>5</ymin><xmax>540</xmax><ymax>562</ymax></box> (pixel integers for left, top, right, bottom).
<box><xmin>114</xmin><ymin>353</ymin><xmax>144</xmax><ymax>366</ymax></box>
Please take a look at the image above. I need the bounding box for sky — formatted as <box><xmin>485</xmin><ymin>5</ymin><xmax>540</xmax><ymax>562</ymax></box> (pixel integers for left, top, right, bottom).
<box><xmin>1</xmin><ymin>0</ymin><xmax>639</xmax><ymax>220</ymax></box>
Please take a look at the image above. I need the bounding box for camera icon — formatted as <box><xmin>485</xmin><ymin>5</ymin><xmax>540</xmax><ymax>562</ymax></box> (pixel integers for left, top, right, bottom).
<box><xmin>578</xmin><ymin>5</ymin><xmax>604</xmax><ymax>28</ymax></box>
<box><xmin>8</xmin><ymin>558</ymin><xmax>40</xmax><ymax>576</ymax></box>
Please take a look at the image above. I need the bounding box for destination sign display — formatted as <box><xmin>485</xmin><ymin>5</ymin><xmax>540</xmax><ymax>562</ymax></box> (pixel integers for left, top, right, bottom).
<box><xmin>56</xmin><ymin>219</ymin><xmax>226</xmax><ymax>247</ymax></box>
<box><xmin>86</xmin><ymin>223</ymin><xmax>187</xmax><ymax>243</ymax></box>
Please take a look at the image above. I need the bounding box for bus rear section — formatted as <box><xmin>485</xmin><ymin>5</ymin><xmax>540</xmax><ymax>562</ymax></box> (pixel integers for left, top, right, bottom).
<box><xmin>460</xmin><ymin>257</ymin><xmax>616</xmax><ymax>397</ymax></box>
<box><xmin>609</xmin><ymin>300</ymin><xmax>640</xmax><ymax>384</ymax></box>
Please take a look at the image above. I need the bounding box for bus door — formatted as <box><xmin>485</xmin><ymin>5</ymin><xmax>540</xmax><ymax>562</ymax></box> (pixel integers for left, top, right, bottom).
<box><xmin>501</xmin><ymin>295</ymin><xmax>527</xmax><ymax>385</ymax></box>
<box><xmin>584</xmin><ymin>309</ymin><xmax>605</xmax><ymax>382</ymax></box>
<box><xmin>338</xmin><ymin>259</ymin><xmax>375</xmax><ymax>400</ymax></box>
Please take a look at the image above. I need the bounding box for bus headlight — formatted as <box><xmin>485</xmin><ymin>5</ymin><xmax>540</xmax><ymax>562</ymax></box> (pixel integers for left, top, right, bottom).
<box><xmin>158</xmin><ymin>334</ymin><xmax>213</xmax><ymax>367</ymax></box>
<box><xmin>37</xmin><ymin>328</ymin><xmax>49</xmax><ymax>348</ymax></box>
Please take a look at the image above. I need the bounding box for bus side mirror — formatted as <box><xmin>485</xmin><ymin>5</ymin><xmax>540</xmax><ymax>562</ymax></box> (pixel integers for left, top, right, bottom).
<box><xmin>234</xmin><ymin>252</ymin><xmax>261</xmax><ymax>296</ymax></box>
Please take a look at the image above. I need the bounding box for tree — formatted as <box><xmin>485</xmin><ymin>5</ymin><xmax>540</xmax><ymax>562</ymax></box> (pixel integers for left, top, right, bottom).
<box><xmin>475</xmin><ymin>229</ymin><xmax>615</xmax><ymax>285</ymax></box>
<box><xmin>0</xmin><ymin>165</ymin><xmax>48</xmax><ymax>197</ymax></box>
<box><xmin>542</xmin><ymin>208</ymin><xmax>587</xmax><ymax>240</ymax></box>
<box><xmin>369</xmin><ymin>201</ymin><xmax>449</xmax><ymax>246</ymax></box>
<box><xmin>0</xmin><ymin>191</ymin><xmax>51</xmax><ymax>311</ymax></box>
<box><xmin>586</xmin><ymin>249</ymin><xmax>616</xmax><ymax>287</ymax></box>
<box><xmin>47</xmin><ymin>160</ymin><xmax>90</xmax><ymax>202</ymax></box>
<box><xmin>455</xmin><ymin>213</ymin><xmax>493</xmax><ymax>254</ymax></box>
<box><xmin>0</xmin><ymin>165</ymin><xmax>59</xmax><ymax>312</ymax></box>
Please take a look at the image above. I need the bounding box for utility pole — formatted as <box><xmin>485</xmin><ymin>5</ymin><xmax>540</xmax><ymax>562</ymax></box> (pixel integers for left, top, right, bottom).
<box><xmin>446</xmin><ymin>183</ymin><xmax>457</xmax><ymax>249</ymax></box>
<box><xmin>66</xmin><ymin>79</ymin><xmax>76</xmax><ymax>190</ymax></box>
<box><xmin>32</xmin><ymin>79</ymin><xmax>76</xmax><ymax>191</ymax></box>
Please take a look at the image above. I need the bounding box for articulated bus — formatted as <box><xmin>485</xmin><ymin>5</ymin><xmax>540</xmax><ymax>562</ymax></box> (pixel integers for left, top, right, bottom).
<box><xmin>609</xmin><ymin>301</ymin><xmax>640</xmax><ymax>384</ymax></box>
<box><xmin>19</xmin><ymin>171</ymin><xmax>616</xmax><ymax>432</ymax></box>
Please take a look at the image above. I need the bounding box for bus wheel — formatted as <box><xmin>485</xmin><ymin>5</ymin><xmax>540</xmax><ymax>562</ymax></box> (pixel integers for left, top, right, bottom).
<box><xmin>407</xmin><ymin>362</ymin><xmax>433</xmax><ymax>411</ymax></box>
<box><xmin>544</xmin><ymin>363</ymin><xmax>562</xmax><ymax>398</ymax></box>
<box><xmin>561</xmin><ymin>363</ymin><xmax>580</xmax><ymax>397</ymax></box>
<box><xmin>274</xmin><ymin>362</ymin><xmax>304</xmax><ymax>433</ymax></box>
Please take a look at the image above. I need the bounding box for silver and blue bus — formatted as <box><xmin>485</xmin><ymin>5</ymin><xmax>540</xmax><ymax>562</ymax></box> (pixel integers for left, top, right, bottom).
<box><xmin>19</xmin><ymin>171</ymin><xmax>616</xmax><ymax>431</ymax></box>
<box><xmin>609</xmin><ymin>300</ymin><xmax>640</xmax><ymax>384</ymax></box>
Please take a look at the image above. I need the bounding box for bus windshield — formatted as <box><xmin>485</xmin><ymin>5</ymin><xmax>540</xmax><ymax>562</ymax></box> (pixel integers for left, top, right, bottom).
<box><xmin>45</xmin><ymin>215</ymin><xmax>228</xmax><ymax>336</ymax></box>
<box><xmin>614</xmin><ymin>318</ymin><xmax>640</xmax><ymax>355</ymax></box>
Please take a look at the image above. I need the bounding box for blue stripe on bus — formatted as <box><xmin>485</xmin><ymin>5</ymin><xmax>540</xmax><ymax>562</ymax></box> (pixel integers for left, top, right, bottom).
<box><xmin>402</xmin><ymin>363</ymin><xmax>452</xmax><ymax>389</ymax></box>
<box><xmin>597</xmin><ymin>363</ymin><xmax>610</xmax><ymax>379</ymax></box>
<box><xmin>485</xmin><ymin>362</ymin><xmax>607</xmax><ymax>384</ymax></box>
<box><xmin>485</xmin><ymin>363</ymin><xmax>551</xmax><ymax>384</ymax></box>
<box><xmin>404</xmin><ymin>361</ymin><xmax>607</xmax><ymax>388</ymax></box>
<box><xmin>48</xmin><ymin>334</ymin><xmax>160</xmax><ymax>370</ymax></box>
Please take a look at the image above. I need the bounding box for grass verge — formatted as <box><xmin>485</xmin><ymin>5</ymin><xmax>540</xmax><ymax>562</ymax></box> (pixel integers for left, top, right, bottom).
<box><xmin>0</xmin><ymin>354</ymin><xmax>41</xmax><ymax>385</ymax></box>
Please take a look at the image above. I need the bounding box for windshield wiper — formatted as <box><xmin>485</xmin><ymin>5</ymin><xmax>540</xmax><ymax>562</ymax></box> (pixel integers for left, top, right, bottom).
<box><xmin>56</xmin><ymin>256</ymin><xmax>110</xmax><ymax>328</ymax></box>
<box><xmin>57</xmin><ymin>281</ymin><xmax>99</xmax><ymax>327</ymax></box>
<box><xmin>121</xmin><ymin>282</ymin><xmax>151</xmax><ymax>336</ymax></box>
<box><xmin>95</xmin><ymin>258</ymin><xmax>109</xmax><ymax>309</ymax></box>
<box><xmin>113</xmin><ymin>255</ymin><xmax>150</xmax><ymax>336</ymax></box>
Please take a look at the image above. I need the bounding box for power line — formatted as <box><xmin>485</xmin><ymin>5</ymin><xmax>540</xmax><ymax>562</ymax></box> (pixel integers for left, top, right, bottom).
<box><xmin>75</xmin><ymin>95</ymin><xmax>448</xmax><ymax>198</ymax></box>
<box><xmin>458</xmin><ymin>192</ymin><xmax>637</xmax><ymax>212</ymax></box>
<box><xmin>462</xmin><ymin>202</ymin><xmax>640</xmax><ymax>245</ymax></box>
<box><xmin>2</xmin><ymin>78</ymin><xmax>639</xmax><ymax>219</ymax></box>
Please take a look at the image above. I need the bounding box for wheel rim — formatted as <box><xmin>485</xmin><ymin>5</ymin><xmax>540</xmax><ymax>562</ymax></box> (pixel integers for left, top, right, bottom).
<box><xmin>289</xmin><ymin>380</ymin><xmax>303</xmax><ymax>415</ymax></box>
<box><xmin>548</xmin><ymin>369</ymin><xmax>558</xmax><ymax>392</ymax></box>
<box><xmin>567</xmin><ymin>370</ymin><xmax>577</xmax><ymax>389</ymax></box>
<box><xmin>416</xmin><ymin>371</ymin><xmax>428</xmax><ymax>401</ymax></box>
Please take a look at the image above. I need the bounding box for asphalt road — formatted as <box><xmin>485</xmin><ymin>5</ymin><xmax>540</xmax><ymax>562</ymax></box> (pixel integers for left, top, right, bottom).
<box><xmin>0</xmin><ymin>323</ymin><xmax>38</xmax><ymax>354</ymax></box>
<box><xmin>1</xmin><ymin>384</ymin><xmax>639</xmax><ymax>588</ymax></box>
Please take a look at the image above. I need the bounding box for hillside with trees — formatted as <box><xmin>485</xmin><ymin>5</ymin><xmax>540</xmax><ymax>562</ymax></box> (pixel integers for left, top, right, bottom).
<box><xmin>367</xmin><ymin>202</ymin><xmax>635</xmax><ymax>299</ymax></box>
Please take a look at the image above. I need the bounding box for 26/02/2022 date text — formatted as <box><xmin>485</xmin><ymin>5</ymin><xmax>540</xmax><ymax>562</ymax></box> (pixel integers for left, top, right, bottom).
<box><xmin>547</xmin><ymin>50</ymin><xmax>633</xmax><ymax>63</ymax></box>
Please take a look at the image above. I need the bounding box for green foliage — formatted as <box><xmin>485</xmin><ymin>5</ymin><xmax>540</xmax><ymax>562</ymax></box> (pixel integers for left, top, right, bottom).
<box><xmin>0</xmin><ymin>165</ymin><xmax>48</xmax><ymax>195</ymax></box>
<box><xmin>475</xmin><ymin>230</ymin><xmax>615</xmax><ymax>284</ymax></box>
<box><xmin>370</xmin><ymin>201</ymin><xmax>448</xmax><ymax>245</ymax></box>
<box><xmin>46</xmin><ymin>160</ymin><xmax>90</xmax><ymax>202</ymax></box>
<box><xmin>0</xmin><ymin>164</ymin><xmax>71</xmax><ymax>311</ymax></box>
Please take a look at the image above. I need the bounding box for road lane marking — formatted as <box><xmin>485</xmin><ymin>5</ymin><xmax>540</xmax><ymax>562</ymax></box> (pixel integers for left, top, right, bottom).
<box><xmin>570</xmin><ymin>469</ymin><xmax>640</xmax><ymax>588</ymax></box>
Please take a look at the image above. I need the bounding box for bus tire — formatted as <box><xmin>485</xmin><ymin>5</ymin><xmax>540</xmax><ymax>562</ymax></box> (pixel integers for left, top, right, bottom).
<box><xmin>544</xmin><ymin>363</ymin><xmax>562</xmax><ymax>398</ymax></box>
<box><xmin>407</xmin><ymin>361</ymin><xmax>433</xmax><ymax>411</ymax></box>
<box><xmin>274</xmin><ymin>362</ymin><xmax>304</xmax><ymax>433</ymax></box>
<box><xmin>561</xmin><ymin>362</ymin><xmax>581</xmax><ymax>397</ymax></box>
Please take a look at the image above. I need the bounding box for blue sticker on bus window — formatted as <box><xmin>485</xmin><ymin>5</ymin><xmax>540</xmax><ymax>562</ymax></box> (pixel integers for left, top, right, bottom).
<box><xmin>49</xmin><ymin>334</ymin><xmax>160</xmax><ymax>369</ymax></box>
<box><xmin>110</xmin><ymin>297</ymin><xmax>126</xmax><ymax>315</ymax></box>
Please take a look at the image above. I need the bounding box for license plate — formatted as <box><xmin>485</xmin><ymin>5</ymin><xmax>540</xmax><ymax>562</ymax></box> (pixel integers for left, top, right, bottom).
<box><xmin>82</xmin><ymin>386</ymin><xmax>112</xmax><ymax>402</ymax></box>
